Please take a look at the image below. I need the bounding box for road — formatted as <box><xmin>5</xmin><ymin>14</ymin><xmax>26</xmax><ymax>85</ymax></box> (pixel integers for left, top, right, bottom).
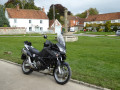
<box><xmin>0</xmin><ymin>60</ymin><xmax>97</xmax><ymax>90</ymax></box>
<box><xmin>73</xmin><ymin>33</ymin><xmax>104</xmax><ymax>37</ymax></box>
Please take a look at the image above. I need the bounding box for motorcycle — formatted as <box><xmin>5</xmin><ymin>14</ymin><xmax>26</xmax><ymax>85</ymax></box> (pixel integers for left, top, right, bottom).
<box><xmin>21</xmin><ymin>34</ymin><xmax>71</xmax><ymax>85</ymax></box>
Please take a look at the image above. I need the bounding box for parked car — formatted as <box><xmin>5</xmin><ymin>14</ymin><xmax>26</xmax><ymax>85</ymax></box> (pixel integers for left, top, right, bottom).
<box><xmin>116</xmin><ymin>30</ymin><xmax>120</xmax><ymax>36</ymax></box>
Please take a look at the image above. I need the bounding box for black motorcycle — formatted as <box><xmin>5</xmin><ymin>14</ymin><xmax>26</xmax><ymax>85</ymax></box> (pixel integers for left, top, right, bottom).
<box><xmin>21</xmin><ymin>34</ymin><xmax>71</xmax><ymax>84</ymax></box>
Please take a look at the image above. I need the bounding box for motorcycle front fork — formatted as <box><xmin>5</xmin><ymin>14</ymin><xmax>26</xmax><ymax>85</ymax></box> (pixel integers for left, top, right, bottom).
<box><xmin>57</xmin><ymin>57</ymin><xmax>63</xmax><ymax>74</ymax></box>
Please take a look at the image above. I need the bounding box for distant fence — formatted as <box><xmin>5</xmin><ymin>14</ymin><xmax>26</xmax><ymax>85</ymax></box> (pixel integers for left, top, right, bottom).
<box><xmin>0</xmin><ymin>27</ymin><xmax>26</xmax><ymax>35</ymax></box>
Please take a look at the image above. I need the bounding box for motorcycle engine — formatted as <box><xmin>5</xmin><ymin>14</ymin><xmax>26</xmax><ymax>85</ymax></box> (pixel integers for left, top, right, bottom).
<box><xmin>36</xmin><ymin>61</ymin><xmax>41</xmax><ymax>68</ymax></box>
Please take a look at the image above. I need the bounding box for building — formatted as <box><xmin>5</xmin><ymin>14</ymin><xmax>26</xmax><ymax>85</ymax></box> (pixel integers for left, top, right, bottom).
<box><xmin>67</xmin><ymin>16</ymin><xmax>85</xmax><ymax>32</ymax></box>
<box><xmin>5</xmin><ymin>5</ymin><xmax>49</xmax><ymax>33</ymax></box>
<box><xmin>84</xmin><ymin>12</ymin><xmax>120</xmax><ymax>27</ymax></box>
<box><xmin>49</xmin><ymin>19</ymin><xmax>62</xmax><ymax>34</ymax></box>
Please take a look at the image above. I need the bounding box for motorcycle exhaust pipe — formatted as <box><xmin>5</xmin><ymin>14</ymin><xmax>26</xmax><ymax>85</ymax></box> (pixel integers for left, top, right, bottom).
<box><xmin>27</xmin><ymin>56</ymin><xmax>34</xmax><ymax>68</ymax></box>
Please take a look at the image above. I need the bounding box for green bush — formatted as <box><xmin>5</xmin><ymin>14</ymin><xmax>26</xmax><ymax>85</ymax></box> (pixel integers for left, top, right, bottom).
<box><xmin>3</xmin><ymin>25</ymin><xmax>8</xmax><ymax>27</ymax></box>
<box><xmin>96</xmin><ymin>27</ymin><xmax>100</xmax><ymax>32</ymax></box>
<box><xmin>98</xmin><ymin>29</ymin><xmax>104</xmax><ymax>32</ymax></box>
<box><xmin>113</xmin><ymin>26</ymin><xmax>118</xmax><ymax>32</ymax></box>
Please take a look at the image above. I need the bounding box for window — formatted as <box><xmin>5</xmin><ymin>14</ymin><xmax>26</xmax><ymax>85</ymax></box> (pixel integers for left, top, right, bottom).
<box><xmin>40</xmin><ymin>20</ymin><xmax>42</xmax><ymax>23</ymax></box>
<box><xmin>40</xmin><ymin>27</ymin><xmax>43</xmax><ymax>30</ymax></box>
<box><xmin>29</xmin><ymin>20</ymin><xmax>31</xmax><ymax>23</ymax></box>
<box><xmin>103</xmin><ymin>21</ymin><xmax>106</xmax><ymax>24</ymax></box>
<box><xmin>111</xmin><ymin>20</ymin><xmax>115</xmax><ymax>23</ymax></box>
<box><xmin>73</xmin><ymin>20</ymin><xmax>75</xmax><ymax>24</ymax></box>
<box><xmin>76</xmin><ymin>22</ymin><xmax>77</xmax><ymax>25</ymax></box>
<box><xmin>29</xmin><ymin>27</ymin><xmax>32</xmax><ymax>31</ymax></box>
<box><xmin>118</xmin><ymin>20</ymin><xmax>120</xmax><ymax>22</ymax></box>
<box><xmin>14</xmin><ymin>19</ymin><xmax>17</xmax><ymax>23</ymax></box>
<box><xmin>97</xmin><ymin>21</ymin><xmax>100</xmax><ymax>24</ymax></box>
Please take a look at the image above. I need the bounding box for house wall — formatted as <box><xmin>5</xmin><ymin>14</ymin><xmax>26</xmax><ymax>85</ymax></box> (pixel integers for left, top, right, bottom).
<box><xmin>5</xmin><ymin>10</ymin><xmax>49</xmax><ymax>33</ymax></box>
<box><xmin>50</xmin><ymin>19</ymin><xmax>62</xmax><ymax>34</ymax></box>
<box><xmin>84</xmin><ymin>19</ymin><xmax>120</xmax><ymax>27</ymax></box>
<box><xmin>70</xmin><ymin>20</ymin><xmax>79</xmax><ymax>27</ymax></box>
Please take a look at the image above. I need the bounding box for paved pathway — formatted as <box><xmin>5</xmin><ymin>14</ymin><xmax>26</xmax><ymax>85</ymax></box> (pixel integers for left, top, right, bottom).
<box><xmin>73</xmin><ymin>33</ymin><xmax>104</xmax><ymax>37</ymax></box>
<box><xmin>0</xmin><ymin>60</ymin><xmax>97</xmax><ymax>90</ymax></box>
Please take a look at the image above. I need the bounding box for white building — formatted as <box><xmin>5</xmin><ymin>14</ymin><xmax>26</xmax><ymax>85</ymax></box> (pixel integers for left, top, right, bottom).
<box><xmin>5</xmin><ymin>5</ymin><xmax>49</xmax><ymax>33</ymax></box>
<box><xmin>49</xmin><ymin>19</ymin><xmax>62</xmax><ymax>34</ymax></box>
<box><xmin>84</xmin><ymin>12</ymin><xmax>120</xmax><ymax>27</ymax></box>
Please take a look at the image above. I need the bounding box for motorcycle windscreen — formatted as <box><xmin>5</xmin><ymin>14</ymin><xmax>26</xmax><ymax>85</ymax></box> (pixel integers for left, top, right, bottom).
<box><xmin>57</xmin><ymin>34</ymin><xmax>65</xmax><ymax>47</ymax></box>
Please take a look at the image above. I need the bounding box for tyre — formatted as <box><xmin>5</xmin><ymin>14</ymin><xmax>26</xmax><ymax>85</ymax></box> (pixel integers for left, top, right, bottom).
<box><xmin>53</xmin><ymin>62</ymin><xmax>71</xmax><ymax>85</ymax></box>
<box><xmin>22</xmin><ymin>60</ymin><xmax>33</xmax><ymax>75</ymax></box>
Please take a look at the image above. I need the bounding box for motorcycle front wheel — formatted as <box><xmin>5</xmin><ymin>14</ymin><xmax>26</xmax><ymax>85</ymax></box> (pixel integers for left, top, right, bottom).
<box><xmin>53</xmin><ymin>62</ymin><xmax>71</xmax><ymax>85</ymax></box>
<box><xmin>22</xmin><ymin>60</ymin><xmax>33</xmax><ymax>74</ymax></box>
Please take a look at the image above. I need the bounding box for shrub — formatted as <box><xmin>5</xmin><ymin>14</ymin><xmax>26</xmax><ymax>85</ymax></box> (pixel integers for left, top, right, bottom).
<box><xmin>113</xmin><ymin>26</ymin><xmax>118</xmax><ymax>32</ymax></box>
<box><xmin>99</xmin><ymin>29</ymin><xmax>104</xmax><ymax>32</ymax></box>
<box><xmin>3</xmin><ymin>25</ymin><xmax>8</xmax><ymax>27</ymax></box>
<box><xmin>96</xmin><ymin>27</ymin><xmax>100</xmax><ymax>32</ymax></box>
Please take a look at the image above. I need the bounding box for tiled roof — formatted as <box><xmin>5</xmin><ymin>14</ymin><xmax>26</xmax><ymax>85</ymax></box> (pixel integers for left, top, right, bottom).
<box><xmin>49</xmin><ymin>20</ymin><xmax>54</xmax><ymax>27</ymax></box>
<box><xmin>6</xmin><ymin>8</ymin><xmax>48</xmax><ymax>19</ymax></box>
<box><xmin>79</xmin><ymin>18</ymin><xmax>85</xmax><ymax>24</ymax></box>
<box><xmin>68</xmin><ymin>15</ymin><xmax>85</xmax><ymax>24</ymax></box>
<box><xmin>68</xmin><ymin>16</ymin><xmax>80</xmax><ymax>20</ymax></box>
<box><xmin>85</xmin><ymin>12</ymin><xmax>120</xmax><ymax>22</ymax></box>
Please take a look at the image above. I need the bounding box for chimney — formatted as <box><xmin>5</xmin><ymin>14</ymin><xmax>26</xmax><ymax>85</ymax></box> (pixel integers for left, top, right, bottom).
<box><xmin>16</xmin><ymin>4</ymin><xmax>20</xmax><ymax>11</ymax></box>
<box><xmin>42</xmin><ymin>6</ymin><xmax>45</xmax><ymax>12</ymax></box>
<box><xmin>86</xmin><ymin>10</ymin><xmax>89</xmax><ymax>18</ymax></box>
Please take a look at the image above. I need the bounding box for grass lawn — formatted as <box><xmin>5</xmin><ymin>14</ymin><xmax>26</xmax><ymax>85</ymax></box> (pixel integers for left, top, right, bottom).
<box><xmin>0</xmin><ymin>36</ymin><xmax>120</xmax><ymax>90</ymax></box>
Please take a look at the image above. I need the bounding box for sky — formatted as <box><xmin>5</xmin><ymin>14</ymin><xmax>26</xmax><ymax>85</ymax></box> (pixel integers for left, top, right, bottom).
<box><xmin>0</xmin><ymin>0</ymin><xmax>120</xmax><ymax>15</ymax></box>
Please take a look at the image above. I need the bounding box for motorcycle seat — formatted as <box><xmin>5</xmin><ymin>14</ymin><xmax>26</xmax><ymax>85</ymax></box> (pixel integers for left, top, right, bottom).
<box><xmin>28</xmin><ymin>46</ymin><xmax>40</xmax><ymax>55</ymax></box>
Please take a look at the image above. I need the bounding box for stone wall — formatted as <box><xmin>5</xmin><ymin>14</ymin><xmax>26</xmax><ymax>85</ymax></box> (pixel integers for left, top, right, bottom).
<box><xmin>63</xmin><ymin>35</ymin><xmax>78</xmax><ymax>42</ymax></box>
<box><xmin>0</xmin><ymin>27</ymin><xmax>26</xmax><ymax>35</ymax></box>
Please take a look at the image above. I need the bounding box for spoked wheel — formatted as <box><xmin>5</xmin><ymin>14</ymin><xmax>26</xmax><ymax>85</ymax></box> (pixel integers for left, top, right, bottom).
<box><xmin>53</xmin><ymin>62</ymin><xmax>71</xmax><ymax>85</ymax></box>
<box><xmin>22</xmin><ymin>60</ymin><xmax>33</xmax><ymax>74</ymax></box>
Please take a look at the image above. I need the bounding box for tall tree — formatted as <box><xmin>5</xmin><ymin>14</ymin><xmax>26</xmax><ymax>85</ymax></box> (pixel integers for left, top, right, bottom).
<box><xmin>76</xmin><ymin>8</ymin><xmax>99</xmax><ymax>18</ymax></box>
<box><xmin>105</xmin><ymin>21</ymin><xmax>111</xmax><ymax>32</ymax></box>
<box><xmin>0</xmin><ymin>5</ymin><xmax>10</xmax><ymax>27</ymax></box>
<box><xmin>47</xmin><ymin>4</ymin><xmax>72</xmax><ymax>24</ymax></box>
<box><xmin>47</xmin><ymin>7</ymin><xmax>61</xmax><ymax>21</ymax></box>
<box><xmin>20</xmin><ymin>0</ymin><xmax>27</xmax><ymax>9</ymax></box>
<box><xmin>5</xmin><ymin>0</ymin><xmax>22</xmax><ymax>8</ymax></box>
<box><xmin>4</xmin><ymin>0</ymin><xmax>40</xmax><ymax>10</ymax></box>
<box><xmin>49</xmin><ymin>4</ymin><xmax>72</xmax><ymax>16</ymax></box>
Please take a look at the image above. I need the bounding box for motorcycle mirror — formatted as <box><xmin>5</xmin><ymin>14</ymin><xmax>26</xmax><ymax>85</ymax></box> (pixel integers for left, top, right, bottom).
<box><xmin>43</xmin><ymin>35</ymin><xmax>47</xmax><ymax>39</ymax></box>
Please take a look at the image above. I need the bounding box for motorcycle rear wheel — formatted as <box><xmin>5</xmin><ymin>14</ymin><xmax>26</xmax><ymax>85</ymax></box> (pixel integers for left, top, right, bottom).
<box><xmin>53</xmin><ymin>62</ymin><xmax>71</xmax><ymax>85</ymax></box>
<box><xmin>22</xmin><ymin>60</ymin><xmax>33</xmax><ymax>75</ymax></box>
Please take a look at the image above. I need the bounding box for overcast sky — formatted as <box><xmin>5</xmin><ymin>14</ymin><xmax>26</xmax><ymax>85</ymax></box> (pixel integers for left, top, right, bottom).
<box><xmin>0</xmin><ymin>0</ymin><xmax>120</xmax><ymax>15</ymax></box>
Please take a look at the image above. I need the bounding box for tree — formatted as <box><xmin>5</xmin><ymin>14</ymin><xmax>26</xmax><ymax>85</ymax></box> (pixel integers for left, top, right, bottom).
<box><xmin>4</xmin><ymin>0</ymin><xmax>40</xmax><ymax>10</ymax></box>
<box><xmin>47</xmin><ymin>7</ymin><xmax>61</xmax><ymax>21</ymax></box>
<box><xmin>24</xmin><ymin>2</ymin><xmax>40</xmax><ymax>10</ymax></box>
<box><xmin>21</xmin><ymin>0</ymin><xmax>27</xmax><ymax>9</ymax></box>
<box><xmin>47</xmin><ymin>4</ymin><xmax>72</xmax><ymax>24</ymax></box>
<box><xmin>49</xmin><ymin>4</ymin><xmax>72</xmax><ymax>16</ymax></box>
<box><xmin>5</xmin><ymin>0</ymin><xmax>22</xmax><ymax>8</ymax></box>
<box><xmin>76</xmin><ymin>8</ymin><xmax>99</xmax><ymax>18</ymax></box>
<box><xmin>0</xmin><ymin>5</ymin><xmax>10</xmax><ymax>27</ymax></box>
<box><xmin>105</xmin><ymin>21</ymin><xmax>111</xmax><ymax>32</ymax></box>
